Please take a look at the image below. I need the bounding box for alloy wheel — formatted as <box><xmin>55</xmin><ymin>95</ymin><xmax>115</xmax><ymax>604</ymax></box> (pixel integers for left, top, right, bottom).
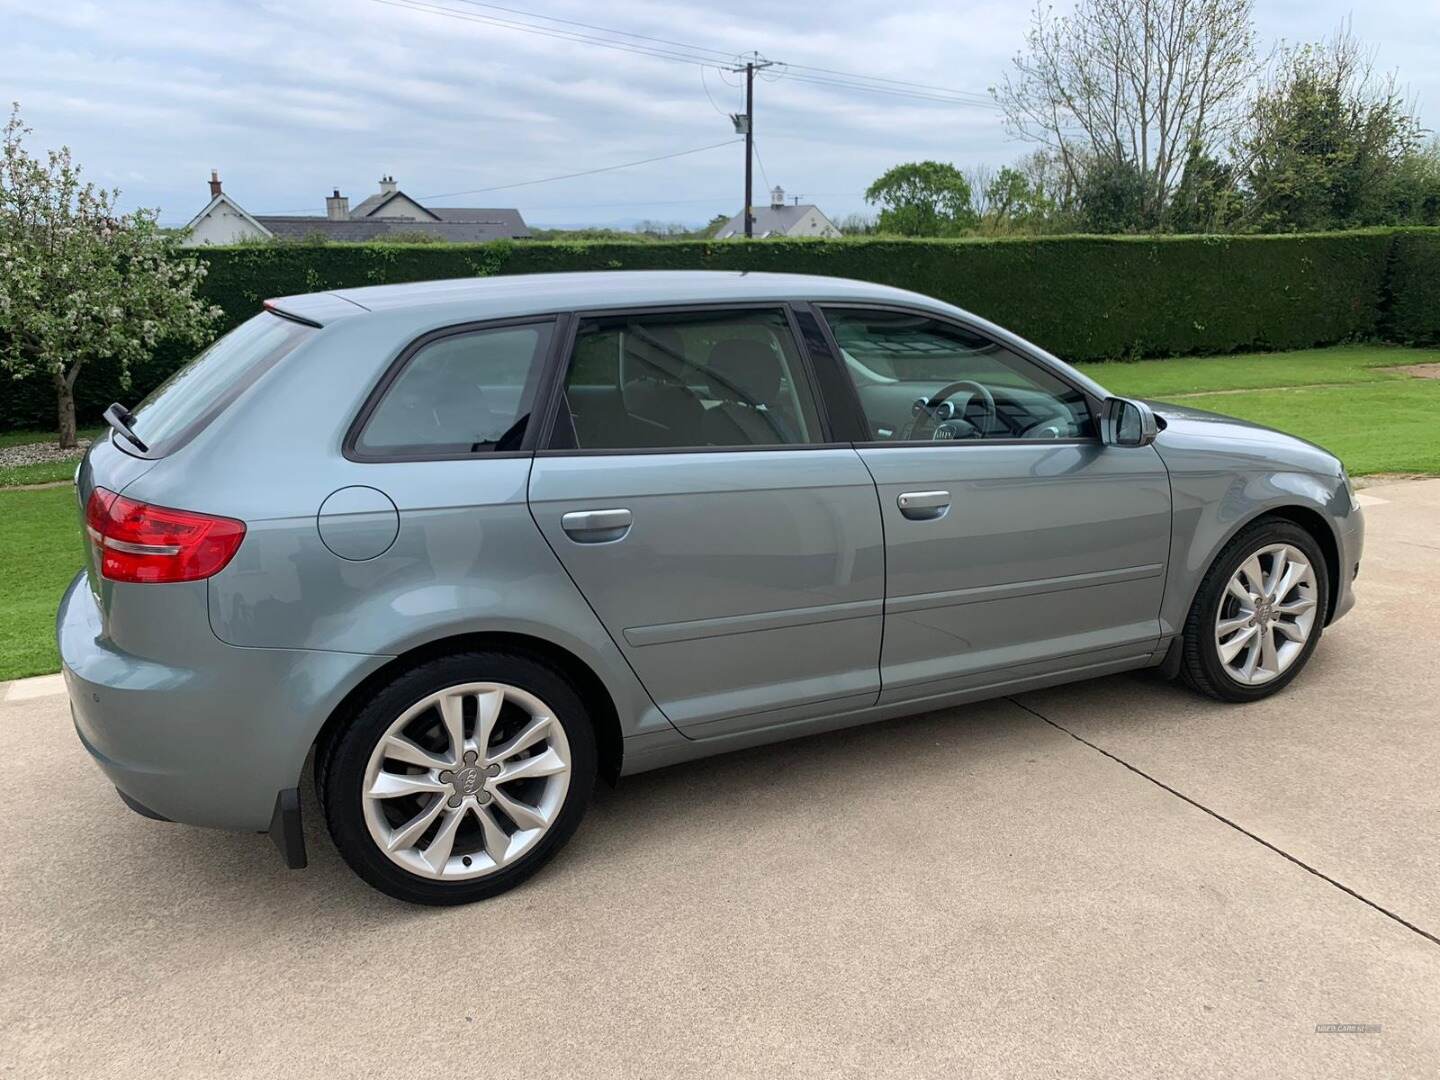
<box><xmin>1214</xmin><ymin>543</ymin><xmax>1319</xmax><ymax>686</ymax></box>
<box><xmin>361</xmin><ymin>682</ymin><xmax>572</xmax><ymax>880</ymax></box>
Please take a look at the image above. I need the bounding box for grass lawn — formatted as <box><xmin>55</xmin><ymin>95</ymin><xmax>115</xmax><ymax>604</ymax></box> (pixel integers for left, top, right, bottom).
<box><xmin>1081</xmin><ymin>344</ymin><xmax>1440</xmax><ymax>475</ymax></box>
<box><xmin>0</xmin><ymin>342</ymin><xmax>1436</xmax><ymax>684</ymax></box>
<box><xmin>0</xmin><ymin>487</ymin><xmax>83</xmax><ymax>681</ymax></box>
<box><xmin>0</xmin><ymin>459</ymin><xmax>82</xmax><ymax>488</ymax></box>
<box><xmin>1078</xmin><ymin>343</ymin><xmax>1440</xmax><ymax>396</ymax></box>
<box><xmin>0</xmin><ymin>427</ymin><xmax>103</xmax><ymax>488</ymax></box>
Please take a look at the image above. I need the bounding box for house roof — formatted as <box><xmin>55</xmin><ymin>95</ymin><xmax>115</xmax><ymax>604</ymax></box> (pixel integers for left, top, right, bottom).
<box><xmin>185</xmin><ymin>174</ymin><xmax>531</xmax><ymax>243</ymax></box>
<box><xmin>716</xmin><ymin>204</ymin><xmax>831</xmax><ymax>239</ymax></box>
<box><xmin>426</xmin><ymin>208</ymin><xmax>528</xmax><ymax>228</ymax></box>
<box><xmin>183</xmin><ymin>192</ymin><xmax>274</xmax><ymax>238</ymax></box>
<box><xmin>348</xmin><ymin>189</ymin><xmax>441</xmax><ymax>220</ymax></box>
<box><xmin>254</xmin><ymin>216</ymin><xmax>531</xmax><ymax>241</ymax></box>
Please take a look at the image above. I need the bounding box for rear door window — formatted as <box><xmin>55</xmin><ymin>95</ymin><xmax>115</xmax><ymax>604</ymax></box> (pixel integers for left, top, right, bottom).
<box><xmin>128</xmin><ymin>313</ymin><xmax>312</xmax><ymax>456</ymax></box>
<box><xmin>551</xmin><ymin>308</ymin><xmax>824</xmax><ymax>450</ymax></box>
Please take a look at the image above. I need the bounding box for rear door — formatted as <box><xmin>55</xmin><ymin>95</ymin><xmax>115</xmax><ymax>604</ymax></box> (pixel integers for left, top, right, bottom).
<box><xmin>527</xmin><ymin>305</ymin><xmax>885</xmax><ymax>737</ymax></box>
<box><xmin>818</xmin><ymin>305</ymin><xmax>1172</xmax><ymax>704</ymax></box>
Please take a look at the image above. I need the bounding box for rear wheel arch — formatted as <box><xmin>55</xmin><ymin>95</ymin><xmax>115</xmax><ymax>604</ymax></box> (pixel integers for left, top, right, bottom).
<box><xmin>314</xmin><ymin>631</ymin><xmax>624</xmax><ymax>788</ymax></box>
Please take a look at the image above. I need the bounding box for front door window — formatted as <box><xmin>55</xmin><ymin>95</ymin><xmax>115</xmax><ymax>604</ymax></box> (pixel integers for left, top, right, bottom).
<box><xmin>822</xmin><ymin>308</ymin><xmax>1095</xmax><ymax>442</ymax></box>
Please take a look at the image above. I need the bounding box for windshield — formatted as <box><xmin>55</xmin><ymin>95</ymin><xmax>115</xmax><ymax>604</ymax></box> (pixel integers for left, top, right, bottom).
<box><xmin>127</xmin><ymin>313</ymin><xmax>312</xmax><ymax>456</ymax></box>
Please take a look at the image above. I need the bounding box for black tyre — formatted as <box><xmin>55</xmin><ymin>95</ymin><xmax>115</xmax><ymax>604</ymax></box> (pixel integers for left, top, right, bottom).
<box><xmin>319</xmin><ymin>650</ymin><xmax>596</xmax><ymax>905</ymax></box>
<box><xmin>1180</xmin><ymin>519</ymin><xmax>1330</xmax><ymax>702</ymax></box>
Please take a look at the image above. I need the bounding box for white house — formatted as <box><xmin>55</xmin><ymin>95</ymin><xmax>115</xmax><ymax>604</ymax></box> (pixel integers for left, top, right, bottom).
<box><xmin>182</xmin><ymin>172</ymin><xmax>530</xmax><ymax>244</ymax></box>
<box><xmin>716</xmin><ymin>187</ymin><xmax>841</xmax><ymax>239</ymax></box>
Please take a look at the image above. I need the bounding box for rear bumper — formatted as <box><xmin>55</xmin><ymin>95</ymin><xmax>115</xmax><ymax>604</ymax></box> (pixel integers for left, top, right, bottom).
<box><xmin>58</xmin><ymin>572</ymin><xmax>388</xmax><ymax>832</ymax></box>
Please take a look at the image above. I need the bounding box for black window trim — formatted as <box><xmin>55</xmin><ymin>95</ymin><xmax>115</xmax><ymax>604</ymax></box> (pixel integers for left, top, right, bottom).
<box><xmin>534</xmin><ymin>300</ymin><xmax>844</xmax><ymax>458</ymax></box>
<box><xmin>343</xmin><ymin>313</ymin><xmax>572</xmax><ymax>464</ymax></box>
<box><xmin>812</xmin><ymin>301</ymin><xmax>1107</xmax><ymax>448</ymax></box>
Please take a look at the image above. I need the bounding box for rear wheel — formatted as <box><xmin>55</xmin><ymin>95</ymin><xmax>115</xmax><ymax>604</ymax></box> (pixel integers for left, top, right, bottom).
<box><xmin>1181</xmin><ymin>520</ymin><xmax>1329</xmax><ymax>702</ymax></box>
<box><xmin>320</xmin><ymin>651</ymin><xmax>596</xmax><ymax>905</ymax></box>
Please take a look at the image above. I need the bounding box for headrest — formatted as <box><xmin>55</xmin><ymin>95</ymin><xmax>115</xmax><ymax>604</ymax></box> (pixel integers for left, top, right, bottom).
<box><xmin>707</xmin><ymin>338</ymin><xmax>780</xmax><ymax>405</ymax></box>
<box><xmin>623</xmin><ymin>326</ymin><xmax>688</xmax><ymax>385</ymax></box>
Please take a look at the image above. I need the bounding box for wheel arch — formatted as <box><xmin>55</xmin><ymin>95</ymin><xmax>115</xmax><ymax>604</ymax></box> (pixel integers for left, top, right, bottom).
<box><xmin>1261</xmin><ymin>505</ymin><xmax>1341</xmax><ymax>623</ymax></box>
<box><xmin>314</xmin><ymin>631</ymin><xmax>625</xmax><ymax>787</ymax></box>
<box><xmin>1180</xmin><ymin>502</ymin><xmax>1343</xmax><ymax>631</ymax></box>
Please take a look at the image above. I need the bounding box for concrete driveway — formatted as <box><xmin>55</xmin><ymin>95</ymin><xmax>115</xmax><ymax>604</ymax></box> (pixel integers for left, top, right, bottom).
<box><xmin>3</xmin><ymin>481</ymin><xmax>1438</xmax><ymax>1079</ymax></box>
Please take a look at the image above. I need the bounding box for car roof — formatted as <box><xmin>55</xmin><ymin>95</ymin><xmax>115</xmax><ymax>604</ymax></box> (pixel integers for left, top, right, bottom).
<box><xmin>266</xmin><ymin>270</ymin><xmax>939</xmax><ymax>326</ymax></box>
<box><xmin>261</xmin><ymin>270</ymin><xmax>1113</xmax><ymax>402</ymax></box>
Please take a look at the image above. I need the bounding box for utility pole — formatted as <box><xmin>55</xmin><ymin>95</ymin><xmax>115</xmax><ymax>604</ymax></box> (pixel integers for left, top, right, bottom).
<box><xmin>729</xmin><ymin>53</ymin><xmax>773</xmax><ymax>238</ymax></box>
<box><xmin>744</xmin><ymin>61</ymin><xmax>755</xmax><ymax>238</ymax></box>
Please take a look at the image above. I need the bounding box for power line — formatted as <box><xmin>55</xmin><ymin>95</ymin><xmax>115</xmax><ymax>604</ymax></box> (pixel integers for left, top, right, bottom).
<box><xmin>417</xmin><ymin>139</ymin><xmax>741</xmax><ymax>198</ymax></box>
<box><xmin>752</xmin><ymin>138</ymin><xmax>772</xmax><ymax>193</ymax></box>
<box><xmin>446</xmin><ymin>0</ymin><xmax>738</xmax><ymax>61</ymax></box>
<box><xmin>368</xmin><ymin>0</ymin><xmax>724</xmax><ymax>69</ymax></box>
<box><xmin>772</xmin><ymin>69</ymin><xmax>1003</xmax><ymax>108</ymax></box>
<box><xmin>776</xmin><ymin>61</ymin><xmax>998</xmax><ymax>104</ymax></box>
<box><xmin>253</xmin><ymin>139</ymin><xmax>741</xmax><ymax>214</ymax></box>
<box><xmin>365</xmin><ymin>0</ymin><xmax>999</xmax><ymax>108</ymax></box>
<box><xmin>699</xmin><ymin>66</ymin><xmax>731</xmax><ymax>119</ymax></box>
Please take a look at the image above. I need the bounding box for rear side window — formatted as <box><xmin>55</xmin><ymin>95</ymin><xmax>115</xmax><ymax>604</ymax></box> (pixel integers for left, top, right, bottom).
<box><xmin>552</xmin><ymin>308</ymin><xmax>823</xmax><ymax>450</ymax></box>
<box><xmin>355</xmin><ymin>321</ymin><xmax>553</xmax><ymax>457</ymax></box>
<box><xmin>129</xmin><ymin>313</ymin><xmax>312</xmax><ymax>456</ymax></box>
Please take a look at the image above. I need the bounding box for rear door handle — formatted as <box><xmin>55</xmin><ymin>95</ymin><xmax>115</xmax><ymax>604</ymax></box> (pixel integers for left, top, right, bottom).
<box><xmin>561</xmin><ymin>508</ymin><xmax>633</xmax><ymax>543</ymax></box>
<box><xmin>897</xmin><ymin>490</ymin><xmax>950</xmax><ymax>521</ymax></box>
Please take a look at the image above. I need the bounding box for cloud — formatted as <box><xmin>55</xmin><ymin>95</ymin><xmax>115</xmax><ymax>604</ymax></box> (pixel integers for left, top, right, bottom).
<box><xmin>1</xmin><ymin>0</ymin><xmax>1434</xmax><ymax>228</ymax></box>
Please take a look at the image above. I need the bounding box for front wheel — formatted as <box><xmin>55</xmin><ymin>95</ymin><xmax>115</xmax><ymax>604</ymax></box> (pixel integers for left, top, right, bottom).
<box><xmin>1180</xmin><ymin>520</ymin><xmax>1330</xmax><ymax>702</ymax></box>
<box><xmin>320</xmin><ymin>651</ymin><xmax>597</xmax><ymax>905</ymax></box>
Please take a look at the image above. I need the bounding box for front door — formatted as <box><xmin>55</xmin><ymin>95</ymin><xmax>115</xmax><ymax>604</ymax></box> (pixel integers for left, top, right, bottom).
<box><xmin>820</xmin><ymin>306</ymin><xmax>1172</xmax><ymax>704</ymax></box>
<box><xmin>528</xmin><ymin>306</ymin><xmax>885</xmax><ymax>736</ymax></box>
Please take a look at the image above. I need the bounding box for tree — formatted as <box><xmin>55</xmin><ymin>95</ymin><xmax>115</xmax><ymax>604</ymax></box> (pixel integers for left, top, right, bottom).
<box><xmin>1238</xmin><ymin>26</ymin><xmax>1423</xmax><ymax>231</ymax></box>
<box><xmin>864</xmin><ymin>161</ymin><xmax>977</xmax><ymax>236</ymax></box>
<box><xmin>835</xmin><ymin>212</ymin><xmax>877</xmax><ymax>235</ymax></box>
<box><xmin>1383</xmin><ymin>139</ymin><xmax>1440</xmax><ymax>227</ymax></box>
<box><xmin>997</xmin><ymin>0</ymin><xmax>1255</xmax><ymax>227</ymax></box>
<box><xmin>0</xmin><ymin>104</ymin><xmax>218</xmax><ymax>446</ymax></box>
<box><xmin>1075</xmin><ymin>157</ymin><xmax>1148</xmax><ymax>232</ymax></box>
<box><xmin>1167</xmin><ymin>145</ymin><xmax>1241</xmax><ymax>232</ymax></box>
<box><xmin>971</xmin><ymin>165</ymin><xmax>1055</xmax><ymax>234</ymax></box>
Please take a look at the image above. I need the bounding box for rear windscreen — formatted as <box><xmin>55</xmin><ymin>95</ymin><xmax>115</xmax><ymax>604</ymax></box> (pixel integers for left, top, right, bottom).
<box><xmin>126</xmin><ymin>312</ymin><xmax>312</xmax><ymax>456</ymax></box>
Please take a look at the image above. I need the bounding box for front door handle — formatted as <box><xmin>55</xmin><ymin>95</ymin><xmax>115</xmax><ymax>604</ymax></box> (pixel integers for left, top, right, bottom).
<box><xmin>561</xmin><ymin>508</ymin><xmax>633</xmax><ymax>543</ymax></box>
<box><xmin>897</xmin><ymin>490</ymin><xmax>950</xmax><ymax>521</ymax></box>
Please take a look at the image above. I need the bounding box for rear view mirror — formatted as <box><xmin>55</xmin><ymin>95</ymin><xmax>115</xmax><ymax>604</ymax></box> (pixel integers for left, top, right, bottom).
<box><xmin>1101</xmin><ymin>397</ymin><xmax>1159</xmax><ymax>448</ymax></box>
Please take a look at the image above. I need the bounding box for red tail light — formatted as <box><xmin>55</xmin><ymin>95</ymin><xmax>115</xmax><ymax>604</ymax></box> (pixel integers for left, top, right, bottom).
<box><xmin>85</xmin><ymin>487</ymin><xmax>246</xmax><ymax>583</ymax></box>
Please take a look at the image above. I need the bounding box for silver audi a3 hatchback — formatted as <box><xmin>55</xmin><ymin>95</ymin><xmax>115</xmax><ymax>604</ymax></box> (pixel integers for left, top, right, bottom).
<box><xmin>60</xmin><ymin>271</ymin><xmax>1364</xmax><ymax>904</ymax></box>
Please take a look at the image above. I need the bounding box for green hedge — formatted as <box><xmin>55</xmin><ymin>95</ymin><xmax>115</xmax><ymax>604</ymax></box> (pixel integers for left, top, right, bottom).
<box><xmin>4</xmin><ymin>228</ymin><xmax>1439</xmax><ymax>431</ymax></box>
<box><xmin>1383</xmin><ymin>229</ymin><xmax>1440</xmax><ymax>346</ymax></box>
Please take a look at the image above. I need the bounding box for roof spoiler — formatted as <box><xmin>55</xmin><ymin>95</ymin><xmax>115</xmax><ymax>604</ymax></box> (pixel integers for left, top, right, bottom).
<box><xmin>263</xmin><ymin>299</ymin><xmax>325</xmax><ymax>328</ymax></box>
<box><xmin>262</xmin><ymin>292</ymin><xmax>367</xmax><ymax>327</ymax></box>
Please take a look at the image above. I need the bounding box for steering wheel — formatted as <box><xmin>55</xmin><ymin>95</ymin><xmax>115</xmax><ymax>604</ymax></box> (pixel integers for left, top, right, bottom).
<box><xmin>901</xmin><ymin>380</ymin><xmax>997</xmax><ymax>441</ymax></box>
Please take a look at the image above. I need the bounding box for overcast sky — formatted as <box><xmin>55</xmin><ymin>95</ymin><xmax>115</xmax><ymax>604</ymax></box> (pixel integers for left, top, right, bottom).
<box><xmin>2</xmin><ymin>0</ymin><xmax>1436</xmax><ymax>229</ymax></box>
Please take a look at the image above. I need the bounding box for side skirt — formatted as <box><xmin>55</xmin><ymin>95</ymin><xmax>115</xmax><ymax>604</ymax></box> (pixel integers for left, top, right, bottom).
<box><xmin>619</xmin><ymin>648</ymin><xmax>1160</xmax><ymax>777</ymax></box>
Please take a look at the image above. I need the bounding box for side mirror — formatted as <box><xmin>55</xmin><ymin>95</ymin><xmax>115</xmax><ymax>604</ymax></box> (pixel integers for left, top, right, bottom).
<box><xmin>1101</xmin><ymin>397</ymin><xmax>1159</xmax><ymax>448</ymax></box>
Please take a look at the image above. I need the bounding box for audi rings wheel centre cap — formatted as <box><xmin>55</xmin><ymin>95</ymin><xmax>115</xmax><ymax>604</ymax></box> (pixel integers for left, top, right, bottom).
<box><xmin>452</xmin><ymin>766</ymin><xmax>484</xmax><ymax>796</ymax></box>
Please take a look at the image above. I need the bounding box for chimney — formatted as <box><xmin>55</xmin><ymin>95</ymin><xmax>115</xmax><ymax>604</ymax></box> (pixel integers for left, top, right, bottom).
<box><xmin>770</xmin><ymin>185</ymin><xmax>785</xmax><ymax>210</ymax></box>
<box><xmin>326</xmin><ymin>188</ymin><xmax>350</xmax><ymax>220</ymax></box>
<box><xmin>379</xmin><ymin>174</ymin><xmax>397</xmax><ymax>196</ymax></box>
<box><xmin>209</xmin><ymin>169</ymin><xmax>223</xmax><ymax>198</ymax></box>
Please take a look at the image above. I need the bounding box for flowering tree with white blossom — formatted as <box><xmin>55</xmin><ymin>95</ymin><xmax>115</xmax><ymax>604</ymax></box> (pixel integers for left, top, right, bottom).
<box><xmin>0</xmin><ymin>103</ymin><xmax>219</xmax><ymax>447</ymax></box>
